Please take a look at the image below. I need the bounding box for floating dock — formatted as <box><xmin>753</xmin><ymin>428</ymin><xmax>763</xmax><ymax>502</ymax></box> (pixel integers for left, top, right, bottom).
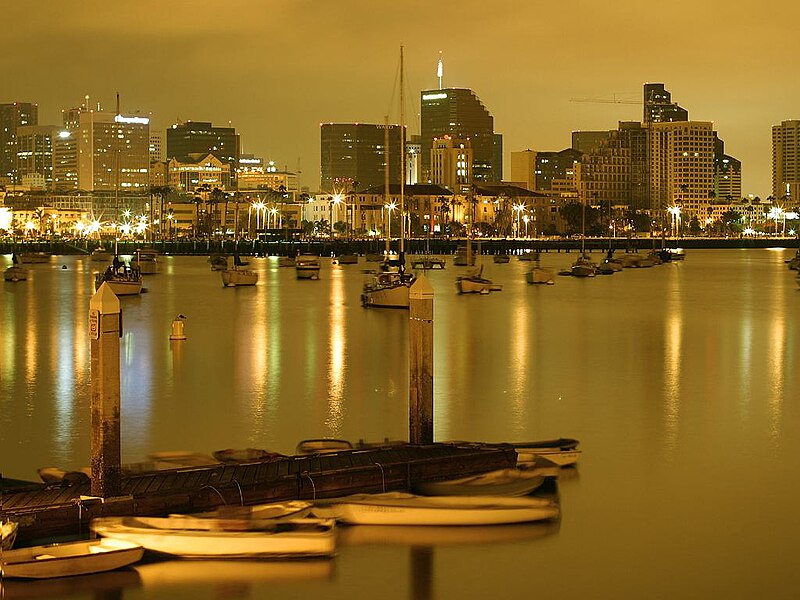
<box><xmin>1</xmin><ymin>443</ymin><xmax>516</xmax><ymax>543</ymax></box>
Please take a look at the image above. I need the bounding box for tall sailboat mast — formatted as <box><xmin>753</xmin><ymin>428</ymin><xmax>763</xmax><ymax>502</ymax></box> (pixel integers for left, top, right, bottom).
<box><xmin>384</xmin><ymin>115</ymin><xmax>390</xmax><ymax>254</ymax></box>
<box><xmin>115</xmin><ymin>92</ymin><xmax>120</xmax><ymax>257</ymax></box>
<box><xmin>399</xmin><ymin>46</ymin><xmax>405</xmax><ymax>265</ymax></box>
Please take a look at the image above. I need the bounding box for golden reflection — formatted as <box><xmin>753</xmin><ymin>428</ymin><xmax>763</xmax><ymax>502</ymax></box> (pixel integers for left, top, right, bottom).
<box><xmin>766</xmin><ymin>274</ymin><xmax>786</xmax><ymax>442</ymax></box>
<box><xmin>663</xmin><ymin>280</ymin><xmax>682</xmax><ymax>455</ymax></box>
<box><xmin>509</xmin><ymin>300</ymin><xmax>530</xmax><ymax>437</ymax></box>
<box><xmin>24</xmin><ymin>274</ymin><xmax>39</xmax><ymax>400</ymax></box>
<box><xmin>326</xmin><ymin>266</ymin><xmax>346</xmax><ymax>434</ymax></box>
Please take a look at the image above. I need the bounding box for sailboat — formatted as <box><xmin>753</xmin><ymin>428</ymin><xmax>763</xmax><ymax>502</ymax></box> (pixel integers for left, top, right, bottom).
<box><xmin>94</xmin><ymin>93</ymin><xmax>142</xmax><ymax>296</ymax></box>
<box><xmin>525</xmin><ymin>250</ymin><xmax>555</xmax><ymax>285</ymax></box>
<box><xmin>361</xmin><ymin>47</ymin><xmax>414</xmax><ymax>309</ymax></box>
<box><xmin>569</xmin><ymin>196</ymin><xmax>597</xmax><ymax>278</ymax></box>
<box><xmin>221</xmin><ymin>254</ymin><xmax>258</xmax><ymax>287</ymax></box>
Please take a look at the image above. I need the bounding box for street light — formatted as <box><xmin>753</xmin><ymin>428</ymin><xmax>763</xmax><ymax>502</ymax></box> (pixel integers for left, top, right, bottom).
<box><xmin>522</xmin><ymin>214</ymin><xmax>529</xmax><ymax>238</ymax></box>
<box><xmin>385</xmin><ymin>201</ymin><xmax>397</xmax><ymax>241</ymax></box>
<box><xmin>512</xmin><ymin>203</ymin><xmax>525</xmax><ymax>237</ymax></box>
<box><xmin>331</xmin><ymin>194</ymin><xmax>343</xmax><ymax>238</ymax></box>
<box><xmin>667</xmin><ymin>206</ymin><xmax>681</xmax><ymax>237</ymax></box>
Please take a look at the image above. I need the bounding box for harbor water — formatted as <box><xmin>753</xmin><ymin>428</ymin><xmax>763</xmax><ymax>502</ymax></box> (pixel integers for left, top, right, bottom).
<box><xmin>1</xmin><ymin>248</ymin><xmax>798</xmax><ymax>599</ymax></box>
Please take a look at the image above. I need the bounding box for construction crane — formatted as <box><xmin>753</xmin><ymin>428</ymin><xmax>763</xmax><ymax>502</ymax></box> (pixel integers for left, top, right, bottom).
<box><xmin>570</xmin><ymin>95</ymin><xmax>642</xmax><ymax>105</ymax></box>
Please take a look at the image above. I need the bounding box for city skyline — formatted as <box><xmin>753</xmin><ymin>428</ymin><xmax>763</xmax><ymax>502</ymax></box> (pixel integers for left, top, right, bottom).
<box><xmin>3</xmin><ymin>0</ymin><xmax>798</xmax><ymax>197</ymax></box>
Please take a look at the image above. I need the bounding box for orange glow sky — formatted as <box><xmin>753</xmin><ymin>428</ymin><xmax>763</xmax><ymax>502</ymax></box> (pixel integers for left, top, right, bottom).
<box><xmin>3</xmin><ymin>0</ymin><xmax>796</xmax><ymax>197</ymax></box>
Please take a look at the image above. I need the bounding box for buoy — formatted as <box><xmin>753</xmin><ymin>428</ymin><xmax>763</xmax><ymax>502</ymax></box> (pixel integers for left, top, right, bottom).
<box><xmin>62</xmin><ymin>265</ymin><xmax>67</xmax><ymax>269</ymax></box>
<box><xmin>169</xmin><ymin>314</ymin><xmax>187</xmax><ymax>340</ymax></box>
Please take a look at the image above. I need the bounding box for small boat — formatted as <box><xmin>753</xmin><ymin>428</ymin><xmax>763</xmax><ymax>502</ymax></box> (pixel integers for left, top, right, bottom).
<box><xmin>90</xmin><ymin>248</ymin><xmax>113</xmax><ymax>262</ymax></box>
<box><xmin>361</xmin><ymin>271</ymin><xmax>411</xmax><ymax>308</ymax></box>
<box><xmin>221</xmin><ymin>255</ymin><xmax>257</xmax><ymax>287</ymax></box>
<box><xmin>0</xmin><ymin>538</ymin><xmax>144</xmax><ymax>579</ymax></box>
<box><xmin>17</xmin><ymin>252</ymin><xmax>50</xmax><ymax>264</ymax></box>
<box><xmin>295</xmin><ymin>438</ymin><xmax>353</xmax><ymax>455</ymax></box>
<box><xmin>311</xmin><ymin>492</ymin><xmax>559</xmax><ymax>526</ymax></box>
<box><xmin>2</xmin><ymin>521</ymin><xmax>18</xmax><ymax>550</ymax></box>
<box><xmin>513</xmin><ymin>438</ymin><xmax>582</xmax><ymax>467</ymax></box>
<box><xmin>212</xmin><ymin>448</ymin><xmax>285</xmax><ymax>463</ymax></box>
<box><xmin>91</xmin><ymin>517</ymin><xmax>336</xmax><ymax>559</ymax></box>
<box><xmin>278</xmin><ymin>256</ymin><xmax>296</xmax><ymax>268</ymax></box>
<box><xmin>94</xmin><ymin>261</ymin><xmax>143</xmax><ymax>296</ymax></box>
<box><xmin>412</xmin><ymin>468</ymin><xmax>546</xmax><ymax>497</ymax></box>
<box><xmin>518</xmin><ymin>251</ymin><xmax>534</xmax><ymax>262</ymax></box>
<box><xmin>296</xmin><ymin>254</ymin><xmax>321</xmax><ymax>279</ymax></box>
<box><xmin>456</xmin><ymin>266</ymin><xmax>502</xmax><ymax>294</ymax></box>
<box><xmin>453</xmin><ymin>245</ymin><xmax>476</xmax><ymax>266</ymax></box>
<box><xmin>334</xmin><ymin>253</ymin><xmax>359</xmax><ymax>265</ymax></box>
<box><xmin>570</xmin><ymin>254</ymin><xmax>597</xmax><ymax>278</ymax></box>
<box><xmin>492</xmin><ymin>254</ymin><xmax>510</xmax><ymax>264</ymax></box>
<box><xmin>208</xmin><ymin>253</ymin><xmax>228</xmax><ymax>271</ymax></box>
<box><xmin>410</xmin><ymin>256</ymin><xmax>445</xmax><ymax>269</ymax></box>
<box><xmin>146</xmin><ymin>451</ymin><xmax>219</xmax><ymax>469</ymax></box>
<box><xmin>131</xmin><ymin>249</ymin><xmax>159</xmax><ymax>274</ymax></box>
<box><xmin>4</xmin><ymin>265</ymin><xmax>28</xmax><ymax>282</ymax></box>
<box><xmin>192</xmin><ymin>501</ymin><xmax>313</xmax><ymax>522</ymax></box>
<box><xmin>526</xmin><ymin>266</ymin><xmax>555</xmax><ymax>285</ymax></box>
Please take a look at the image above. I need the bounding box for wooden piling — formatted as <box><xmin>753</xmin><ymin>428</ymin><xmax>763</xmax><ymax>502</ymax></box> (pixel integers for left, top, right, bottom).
<box><xmin>409</xmin><ymin>275</ymin><xmax>434</xmax><ymax>444</ymax></box>
<box><xmin>89</xmin><ymin>283</ymin><xmax>122</xmax><ymax>498</ymax></box>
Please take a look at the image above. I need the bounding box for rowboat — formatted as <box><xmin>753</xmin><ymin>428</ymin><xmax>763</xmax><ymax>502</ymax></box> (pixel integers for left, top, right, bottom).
<box><xmin>295</xmin><ymin>255</ymin><xmax>321</xmax><ymax>279</ymax></box>
<box><xmin>295</xmin><ymin>438</ymin><xmax>353</xmax><ymax>455</ymax></box>
<box><xmin>0</xmin><ymin>538</ymin><xmax>143</xmax><ymax>579</ymax></box>
<box><xmin>187</xmin><ymin>500</ymin><xmax>313</xmax><ymax>522</ymax></box>
<box><xmin>311</xmin><ymin>492</ymin><xmax>559</xmax><ymax>526</ymax></box>
<box><xmin>91</xmin><ymin>517</ymin><xmax>336</xmax><ymax>559</ymax></box>
<box><xmin>412</xmin><ymin>468</ymin><xmax>546</xmax><ymax>497</ymax></box>
<box><xmin>212</xmin><ymin>448</ymin><xmax>285</xmax><ymax>463</ymax></box>
<box><xmin>3</xmin><ymin>265</ymin><xmax>28</xmax><ymax>282</ymax></box>
<box><xmin>1</xmin><ymin>521</ymin><xmax>18</xmax><ymax>550</ymax></box>
<box><xmin>513</xmin><ymin>438</ymin><xmax>582</xmax><ymax>467</ymax></box>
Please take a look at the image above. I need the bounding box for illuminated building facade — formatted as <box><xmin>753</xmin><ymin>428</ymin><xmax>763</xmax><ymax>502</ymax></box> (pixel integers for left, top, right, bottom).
<box><xmin>78</xmin><ymin>110</ymin><xmax>150</xmax><ymax>192</ymax></box>
<box><xmin>650</xmin><ymin>121</ymin><xmax>715</xmax><ymax>221</ymax></box>
<box><xmin>320</xmin><ymin>123</ymin><xmax>403</xmax><ymax>192</ymax></box>
<box><xmin>772</xmin><ymin>120</ymin><xmax>800</xmax><ymax>203</ymax></box>
<box><xmin>430</xmin><ymin>136</ymin><xmax>473</xmax><ymax>192</ymax></box>
<box><xmin>15</xmin><ymin>125</ymin><xmax>57</xmax><ymax>189</ymax></box>
<box><xmin>714</xmin><ymin>133</ymin><xmax>742</xmax><ymax>201</ymax></box>
<box><xmin>149</xmin><ymin>131</ymin><xmax>165</xmax><ymax>163</ymax></box>
<box><xmin>510</xmin><ymin>148</ymin><xmax>581</xmax><ymax>193</ymax></box>
<box><xmin>420</xmin><ymin>88</ymin><xmax>501</xmax><ymax>182</ymax></box>
<box><xmin>1</xmin><ymin>102</ymin><xmax>38</xmax><ymax>183</ymax></box>
<box><xmin>167</xmin><ymin>152</ymin><xmax>231</xmax><ymax>193</ymax></box>
<box><xmin>166</xmin><ymin>121</ymin><xmax>240</xmax><ymax>171</ymax></box>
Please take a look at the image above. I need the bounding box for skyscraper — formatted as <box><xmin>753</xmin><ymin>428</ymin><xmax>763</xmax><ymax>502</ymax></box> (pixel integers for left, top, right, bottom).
<box><xmin>320</xmin><ymin>123</ymin><xmax>403</xmax><ymax>192</ymax></box>
<box><xmin>0</xmin><ymin>102</ymin><xmax>38</xmax><ymax>183</ymax></box>
<box><xmin>78</xmin><ymin>110</ymin><xmax>150</xmax><ymax>191</ymax></box>
<box><xmin>772</xmin><ymin>120</ymin><xmax>800</xmax><ymax>202</ymax></box>
<box><xmin>420</xmin><ymin>88</ymin><xmax>501</xmax><ymax>183</ymax></box>
<box><xmin>643</xmin><ymin>83</ymin><xmax>688</xmax><ymax>123</ymax></box>
<box><xmin>15</xmin><ymin>125</ymin><xmax>57</xmax><ymax>188</ymax></box>
<box><xmin>166</xmin><ymin>121</ymin><xmax>240</xmax><ymax>170</ymax></box>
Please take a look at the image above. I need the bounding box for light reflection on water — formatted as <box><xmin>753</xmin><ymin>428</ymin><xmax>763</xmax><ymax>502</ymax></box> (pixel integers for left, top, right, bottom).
<box><xmin>1</xmin><ymin>248</ymin><xmax>799</xmax><ymax>598</ymax></box>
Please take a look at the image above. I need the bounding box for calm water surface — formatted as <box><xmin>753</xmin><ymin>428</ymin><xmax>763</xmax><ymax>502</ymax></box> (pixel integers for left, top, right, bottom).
<box><xmin>1</xmin><ymin>249</ymin><xmax>798</xmax><ymax>599</ymax></box>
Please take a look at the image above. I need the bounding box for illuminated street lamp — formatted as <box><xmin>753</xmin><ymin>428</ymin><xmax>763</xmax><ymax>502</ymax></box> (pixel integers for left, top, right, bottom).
<box><xmin>385</xmin><ymin>201</ymin><xmax>397</xmax><ymax>241</ymax></box>
<box><xmin>522</xmin><ymin>214</ymin><xmax>530</xmax><ymax>238</ymax></box>
<box><xmin>512</xmin><ymin>203</ymin><xmax>525</xmax><ymax>237</ymax></box>
<box><xmin>667</xmin><ymin>206</ymin><xmax>681</xmax><ymax>237</ymax></box>
<box><xmin>330</xmin><ymin>194</ymin><xmax>343</xmax><ymax>238</ymax></box>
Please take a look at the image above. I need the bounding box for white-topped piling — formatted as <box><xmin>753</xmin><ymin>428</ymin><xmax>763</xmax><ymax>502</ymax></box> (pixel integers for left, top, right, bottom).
<box><xmin>89</xmin><ymin>282</ymin><xmax>122</xmax><ymax>497</ymax></box>
<box><xmin>409</xmin><ymin>275</ymin><xmax>434</xmax><ymax>444</ymax></box>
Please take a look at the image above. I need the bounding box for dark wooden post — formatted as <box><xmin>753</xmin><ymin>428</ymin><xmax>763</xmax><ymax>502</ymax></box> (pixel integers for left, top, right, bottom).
<box><xmin>409</xmin><ymin>275</ymin><xmax>434</xmax><ymax>444</ymax></box>
<box><xmin>89</xmin><ymin>283</ymin><xmax>122</xmax><ymax>497</ymax></box>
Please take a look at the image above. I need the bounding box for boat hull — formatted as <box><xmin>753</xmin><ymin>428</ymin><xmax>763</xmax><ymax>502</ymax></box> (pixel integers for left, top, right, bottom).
<box><xmin>1</xmin><ymin>521</ymin><xmax>18</xmax><ymax>550</ymax></box>
<box><xmin>311</xmin><ymin>493</ymin><xmax>559</xmax><ymax>526</ymax></box>
<box><xmin>361</xmin><ymin>282</ymin><xmax>410</xmax><ymax>308</ymax></box>
<box><xmin>0</xmin><ymin>538</ymin><xmax>143</xmax><ymax>579</ymax></box>
<box><xmin>412</xmin><ymin>469</ymin><xmax>546</xmax><ymax>497</ymax></box>
<box><xmin>4</xmin><ymin>266</ymin><xmax>28</xmax><ymax>282</ymax></box>
<box><xmin>92</xmin><ymin>518</ymin><xmax>335</xmax><ymax>559</ymax></box>
<box><xmin>94</xmin><ymin>275</ymin><xmax>143</xmax><ymax>296</ymax></box>
<box><xmin>515</xmin><ymin>448</ymin><xmax>582</xmax><ymax>467</ymax></box>
<box><xmin>526</xmin><ymin>268</ymin><xmax>554</xmax><ymax>285</ymax></box>
<box><xmin>296</xmin><ymin>267</ymin><xmax>320</xmax><ymax>279</ymax></box>
<box><xmin>221</xmin><ymin>269</ymin><xmax>258</xmax><ymax>287</ymax></box>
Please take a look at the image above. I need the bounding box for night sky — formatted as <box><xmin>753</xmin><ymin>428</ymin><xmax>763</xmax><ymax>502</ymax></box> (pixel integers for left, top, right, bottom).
<box><xmin>3</xmin><ymin>0</ymin><xmax>794</xmax><ymax>196</ymax></box>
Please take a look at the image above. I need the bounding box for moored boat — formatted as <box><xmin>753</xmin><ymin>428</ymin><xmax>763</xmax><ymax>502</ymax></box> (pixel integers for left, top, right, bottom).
<box><xmin>208</xmin><ymin>253</ymin><xmax>228</xmax><ymax>270</ymax></box>
<box><xmin>410</xmin><ymin>256</ymin><xmax>445</xmax><ymax>269</ymax></box>
<box><xmin>570</xmin><ymin>254</ymin><xmax>597</xmax><ymax>278</ymax></box>
<box><xmin>526</xmin><ymin>266</ymin><xmax>555</xmax><ymax>285</ymax></box>
<box><xmin>94</xmin><ymin>262</ymin><xmax>143</xmax><ymax>296</ymax></box>
<box><xmin>131</xmin><ymin>249</ymin><xmax>160</xmax><ymax>274</ymax></box>
<box><xmin>90</xmin><ymin>248</ymin><xmax>114</xmax><ymax>262</ymax></box>
<box><xmin>513</xmin><ymin>438</ymin><xmax>582</xmax><ymax>467</ymax></box>
<box><xmin>4</xmin><ymin>265</ymin><xmax>28</xmax><ymax>282</ymax></box>
<box><xmin>361</xmin><ymin>271</ymin><xmax>411</xmax><ymax>308</ymax></box>
<box><xmin>221</xmin><ymin>255</ymin><xmax>257</xmax><ymax>287</ymax></box>
<box><xmin>295</xmin><ymin>438</ymin><xmax>353</xmax><ymax>455</ymax></box>
<box><xmin>334</xmin><ymin>253</ymin><xmax>359</xmax><ymax>265</ymax></box>
<box><xmin>212</xmin><ymin>448</ymin><xmax>285</xmax><ymax>463</ymax></box>
<box><xmin>456</xmin><ymin>266</ymin><xmax>502</xmax><ymax>294</ymax></box>
<box><xmin>311</xmin><ymin>492</ymin><xmax>559</xmax><ymax>526</ymax></box>
<box><xmin>412</xmin><ymin>468</ymin><xmax>546</xmax><ymax>497</ymax></box>
<box><xmin>91</xmin><ymin>517</ymin><xmax>336</xmax><ymax>559</ymax></box>
<box><xmin>492</xmin><ymin>254</ymin><xmax>510</xmax><ymax>264</ymax></box>
<box><xmin>17</xmin><ymin>252</ymin><xmax>50</xmax><ymax>264</ymax></box>
<box><xmin>0</xmin><ymin>538</ymin><xmax>144</xmax><ymax>579</ymax></box>
<box><xmin>295</xmin><ymin>255</ymin><xmax>321</xmax><ymax>279</ymax></box>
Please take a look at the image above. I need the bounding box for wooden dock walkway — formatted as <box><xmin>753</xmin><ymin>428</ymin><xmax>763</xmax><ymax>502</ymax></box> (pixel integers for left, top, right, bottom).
<box><xmin>1</xmin><ymin>443</ymin><xmax>516</xmax><ymax>543</ymax></box>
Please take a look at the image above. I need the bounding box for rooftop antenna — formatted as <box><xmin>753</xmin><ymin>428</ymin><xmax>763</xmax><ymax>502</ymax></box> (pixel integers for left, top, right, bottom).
<box><xmin>437</xmin><ymin>51</ymin><xmax>443</xmax><ymax>90</ymax></box>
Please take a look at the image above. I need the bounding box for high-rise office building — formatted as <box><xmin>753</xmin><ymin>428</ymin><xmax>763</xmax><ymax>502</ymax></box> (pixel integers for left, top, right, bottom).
<box><xmin>772</xmin><ymin>120</ymin><xmax>800</xmax><ymax>202</ymax></box>
<box><xmin>510</xmin><ymin>148</ymin><xmax>581</xmax><ymax>193</ymax></box>
<box><xmin>149</xmin><ymin>131</ymin><xmax>165</xmax><ymax>163</ymax></box>
<box><xmin>420</xmin><ymin>88</ymin><xmax>501</xmax><ymax>183</ymax></box>
<box><xmin>644</xmin><ymin>83</ymin><xmax>688</xmax><ymax>123</ymax></box>
<box><xmin>714</xmin><ymin>133</ymin><xmax>742</xmax><ymax>201</ymax></box>
<box><xmin>320</xmin><ymin>123</ymin><xmax>403</xmax><ymax>192</ymax></box>
<box><xmin>78</xmin><ymin>110</ymin><xmax>150</xmax><ymax>191</ymax></box>
<box><xmin>1</xmin><ymin>102</ymin><xmax>38</xmax><ymax>183</ymax></box>
<box><xmin>430</xmin><ymin>136</ymin><xmax>473</xmax><ymax>192</ymax></box>
<box><xmin>649</xmin><ymin>121</ymin><xmax>715</xmax><ymax>220</ymax></box>
<box><xmin>15</xmin><ymin>125</ymin><xmax>57</xmax><ymax>188</ymax></box>
<box><xmin>166</xmin><ymin>121</ymin><xmax>240</xmax><ymax>170</ymax></box>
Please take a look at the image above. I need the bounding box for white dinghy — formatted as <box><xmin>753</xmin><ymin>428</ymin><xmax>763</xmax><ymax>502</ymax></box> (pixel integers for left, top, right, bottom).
<box><xmin>0</xmin><ymin>538</ymin><xmax>143</xmax><ymax>579</ymax></box>
<box><xmin>412</xmin><ymin>468</ymin><xmax>546</xmax><ymax>497</ymax></box>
